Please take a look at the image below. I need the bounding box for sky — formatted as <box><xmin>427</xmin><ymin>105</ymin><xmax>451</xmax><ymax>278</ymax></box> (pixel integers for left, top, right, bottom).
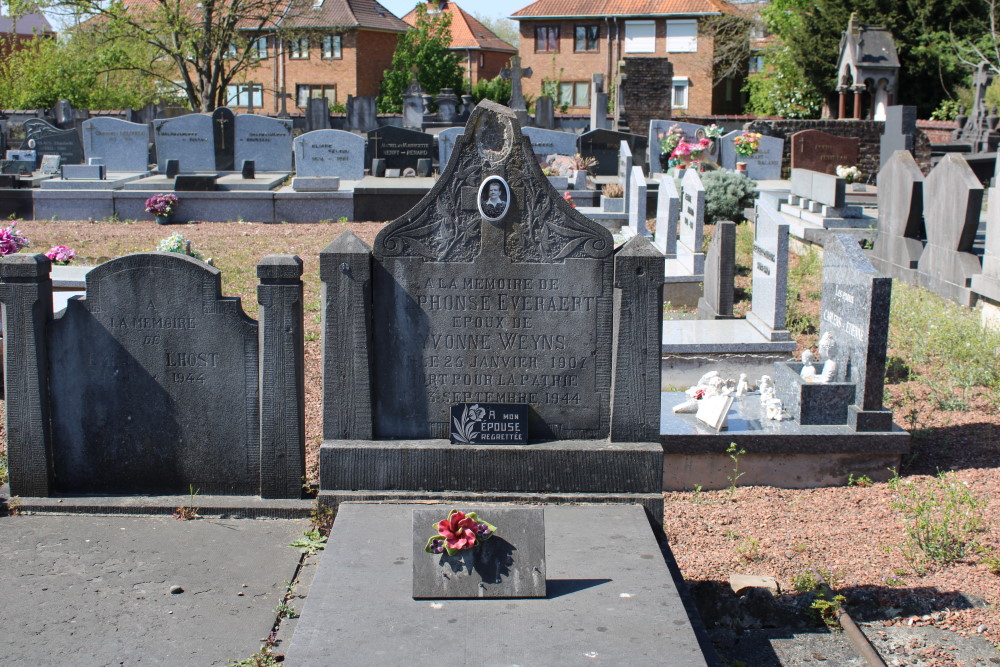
<box><xmin>378</xmin><ymin>0</ymin><xmax>528</xmax><ymax>21</ymax></box>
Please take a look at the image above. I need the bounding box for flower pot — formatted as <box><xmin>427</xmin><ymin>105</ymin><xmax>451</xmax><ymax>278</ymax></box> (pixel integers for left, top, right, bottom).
<box><xmin>569</xmin><ymin>170</ymin><xmax>588</xmax><ymax>189</ymax></box>
<box><xmin>600</xmin><ymin>196</ymin><xmax>624</xmax><ymax>213</ymax></box>
<box><xmin>155</xmin><ymin>215</ymin><xmax>171</xmax><ymax>225</ymax></box>
<box><xmin>659</xmin><ymin>153</ymin><xmax>671</xmax><ymax>172</ymax></box>
<box><xmin>735</xmin><ymin>162</ymin><xmax>748</xmax><ymax>173</ymax></box>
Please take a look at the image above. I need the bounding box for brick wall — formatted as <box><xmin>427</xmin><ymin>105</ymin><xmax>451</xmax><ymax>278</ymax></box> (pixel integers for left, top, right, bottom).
<box><xmin>619</xmin><ymin>57</ymin><xmax>673</xmax><ymax>135</ymax></box>
<box><xmin>916</xmin><ymin>119</ymin><xmax>956</xmax><ymax>144</ymax></box>
<box><xmin>355</xmin><ymin>30</ymin><xmax>399</xmax><ymax>97</ymax></box>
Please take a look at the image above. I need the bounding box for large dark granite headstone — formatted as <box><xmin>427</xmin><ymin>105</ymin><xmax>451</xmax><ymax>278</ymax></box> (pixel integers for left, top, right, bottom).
<box><xmin>212</xmin><ymin>107</ymin><xmax>236</xmax><ymax>171</ymax></box>
<box><xmin>578</xmin><ymin>129</ymin><xmax>647</xmax><ymax>176</ymax></box>
<box><xmin>697</xmin><ymin>221</ymin><xmax>736</xmax><ymax>319</ymax></box>
<box><xmin>0</xmin><ymin>252</ymin><xmax>305</xmax><ymax>497</ymax></box>
<box><xmin>345</xmin><ymin>95</ymin><xmax>378</xmax><ymax>133</ymax></box>
<box><xmin>20</xmin><ymin>119</ymin><xmax>84</xmax><ymax>168</ymax></box>
<box><xmin>366</xmin><ymin>125</ymin><xmax>434</xmax><ymax>172</ymax></box>
<box><xmin>916</xmin><ymin>153</ymin><xmax>983</xmax><ymax>306</ymax></box>
<box><xmin>790</xmin><ymin>129</ymin><xmax>859</xmax><ymax>175</ymax></box>
<box><xmin>871</xmin><ymin>150</ymin><xmax>925</xmax><ymax>280</ymax></box>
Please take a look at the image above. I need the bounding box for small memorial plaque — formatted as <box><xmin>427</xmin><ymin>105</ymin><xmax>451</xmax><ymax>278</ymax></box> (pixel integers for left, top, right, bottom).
<box><xmin>39</xmin><ymin>154</ymin><xmax>61</xmax><ymax>175</ymax></box>
<box><xmin>450</xmin><ymin>403</ymin><xmax>528</xmax><ymax>444</ymax></box>
<box><xmin>412</xmin><ymin>507</ymin><xmax>546</xmax><ymax>599</ymax></box>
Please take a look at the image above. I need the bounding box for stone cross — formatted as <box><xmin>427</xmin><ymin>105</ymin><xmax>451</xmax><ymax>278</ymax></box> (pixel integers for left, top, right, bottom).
<box><xmin>500</xmin><ymin>56</ymin><xmax>532</xmax><ymax>124</ymax></box>
<box><xmin>216</xmin><ymin>114</ymin><xmax>230</xmax><ymax>148</ymax></box>
<box><xmin>277</xmin><ymin>88</ymin><xmax>292</xmax><ymax>118</ymax></box>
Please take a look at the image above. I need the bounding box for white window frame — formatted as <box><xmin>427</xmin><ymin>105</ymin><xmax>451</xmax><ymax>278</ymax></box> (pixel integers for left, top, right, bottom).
<box><xmin>665</xmin><ymin>19</ymin><xmax>698</xmax><ymax>53</ymax></box>
<box><xmin>623</xmin><ymin>20</ymin><xmax>655</xmax><ymax>54</ymax></box>
<box><xmin>672</xmin><ymin>76</ymin><xmax>689</xmax><ymax>109</ymax></box>
<box><xmin>254</xmin><ymin>36</ymin><xmax>269</xmax><ymax>59</ymax></box>
<box><xmin>322</xmin><ymin>34</ymin><xmax>341</xmax><ymax>59</ymax></box>
<box><xmin>289</xmin><ymin>37</ymin><xmax>309</xmax><ymax>59</ymax></box>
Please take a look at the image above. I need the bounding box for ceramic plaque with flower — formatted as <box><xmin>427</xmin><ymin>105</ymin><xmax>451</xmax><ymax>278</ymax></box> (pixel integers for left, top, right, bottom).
<box><xmin>425</xmin><ymin>509</ymin><xmax>497</xmax><ymax>556</ymax></box>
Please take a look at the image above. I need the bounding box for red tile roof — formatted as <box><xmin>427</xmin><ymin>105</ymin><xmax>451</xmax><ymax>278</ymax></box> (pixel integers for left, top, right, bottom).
<box><xmin>511</xmin><ymin>0</ymin><xmax>729</xmax><ymax>18</ymax></box>
<box><xmin>402</xmin><ymin>2</ymin><xmax>516</xmax><ymax>52</ymax></box>
<box><xmin>282</xmin><ymin>0</ymin><xmax>410</xmax><ymax>30</ymax></box>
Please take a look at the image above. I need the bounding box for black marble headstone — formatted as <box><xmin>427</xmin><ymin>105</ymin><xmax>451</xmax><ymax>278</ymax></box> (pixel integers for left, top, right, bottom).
<box><xmin>20</xmin><ymin>119</ymin><xmax>84</xmax><ymax>168</ymax></box>
<box><xmin>211</xmin><ymin>107</ymin><xmax>236</xmax><ymax>171</ymax></box>
<box><xmin>165</xmin><ymin>159</ymin><xmax>180</xmax><ymax>178</ymax></box>
<box><xmin>174</xmin><ymin>174</ymin><xmax>217</xmax><ymax>191</ymax></box>
<box><xmin>578</xmin><ymin>129</ymin><xmax>647</xmax><ymax>176</ymax></box>
<box><xmin>366</xmin><ymin>126</ymin><xmax>434</xmax><ymax>171</ymax></box>
<box><xmin>241</xmin><ymin>159</ymin><xmax>255</xmax><ymax>179</ymax></box>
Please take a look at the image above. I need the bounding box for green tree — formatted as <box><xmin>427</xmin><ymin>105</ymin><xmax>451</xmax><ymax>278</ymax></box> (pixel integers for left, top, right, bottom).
<box><xmin>377</xmin><ymin>3</ymin><xmax>463</xmax><ymax>114</ymax></box>
<box><xmin>471</xmin><ymin>12</ymin><xmax>518</xmax><ymax>48</ymax></box>
<box><xmin>469</xmin><ymin>74</ymin><xmax>511</xmax><ymax>106</ymax></box>
<box><xmin>754</xmin><ymin>0</ymin><xmax>983</xmax><ymax>117</ymax></box>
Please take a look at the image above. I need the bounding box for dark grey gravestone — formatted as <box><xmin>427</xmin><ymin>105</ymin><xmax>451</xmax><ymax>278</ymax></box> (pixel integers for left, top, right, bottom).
<box><xmin>871</xmin><ymin>150</ymin><xmax>925</xmax><ymax>280</ymax></box>
<box><xmin>165</xmin><ymin>159</ymin><xmax>180</xmax><ymax>178</ymax></box>
<box><xmin>611</xmin><ymin>236</ymin><xmax>665</xmax><ymax>442</ymax></box>
<box><xmin>747</xmin><ymin>201</ymin><xmax>791</xmax><ymax>341</ymax></box>
<box><xmin>294</xmin><ymin>130</ymin><xmax>365</xmax><ymax>180</ymax></box>
<box><xmin>371</xmin><ymin>158</ymin><xmax>385</xmax><ymax>177</ymax></box>
<box><xmin>174</xmin><ymin>174</ymin><xmax>217</xmax><ymax>191</ymax></box>
<box><xmin>234</xmin><ymin>114</ymin><xmax>292</xmax><ymax>172</ymax></box>
<box><xmin>880</xmin><ymin>105</ymin><xmax>916</xmax><ymax>168</ymax></box>
<box><xmin>435</xmin><ymin>88</ymin><xmax>459</xmax><ymax>124</ymax></box>
<box><xmin>972</xmin><ymin>158</ymin><xmax>1000</xmax><ymax>302</ymax></box>
<box><xmin>628</xmin><ymin>164</ymin><xmax>648</xmax><ymax>237</ymax></box>
<box><xmin>773</xmin><ymin>362</ymin><xmax>857</xmax><ymax>426</ymax></box>
<box><xmin>916</xmin><ymin>153</ymin><xmax>983</xmax><ymax>306</ymax></box>
<box><xmin>153</xmin><ymin>114</ymin><xmax>214</xmax><ymax>172</ymax></box>
<box><xmin>820</xmin><ymin>234</ymin><xmax>893</xmax><ymax>431</ymax></box>
<box><xmin>437</xmin><ymin>127</ymin><xmax>463</xmax><ymax>170</ymax></box>
<box><xmin>82</xmin><ymin>117</ymin><xmax>151</xmax><ymax>172</ymax></box>
<box><xmin>591</xmin><ymin>74</ymin><xmax>610</xmax><ymax>131</ymax></box>
<box><xmin>578</xmin><ymin>129</ymin><xmax>647</xmax><ymax>176</ymax></box>
<box><xmin>653</xmin><ymin>173</ymin><xmax>680</xmax><ymax>256</ymax></box>
<box><xmin>520</xmin><ymin>126</ymin><xmax>577</xmax><ymax>159</ymax></box>
<box><xmin>416</xmin><ymin>158</ymin><xmax>431</xmax><ymax>177</ymax></box>
<box><xmin>345</xmin><ymin>95</ymin><xmax>378</xmax><ymax>133</ymax></box>
<box><xmin>402</xmin><ymin>91</ymin><xmax>424</xmax><ymax>130</ymax></box>
<box><xmin>241</xmin><ymin>160</ymin><xmax>255</xmax><ymax>179</ymax></box>
<box><xmin>20</xmin><ymin>118</ymin><xmax>84</xmax><ymax>167</ymax></box>
<box><xmin>697</xmin><ymin>220</ymin><xmax>736</xmax><ymax>319</ymax></box>
<box><xmin>678</xmin><ymin>169</ymin><xmax>706</xmax><ymax>275</ymax></box>
<box><xmin>619</xmin><ymin>140</ymin><xmax>633</xmax><ymax>215</ymax></box>
<box><xmin>534</xmin><ymin>96</ymin><xmax>554</xmax><ymax>130</ymax></box>
<box><xmin>719</xmin><ymin>131</ymin><xmax>783</xmax><ymax>180</ymax></box>
<box><xmin>54</xmin><ymin>99</ymin><xmax>75</xmax><ymax>129</ymax></box>
<box><xmin>411</xmin><ymin>507</ymin><xmax>545</xmax><ymax>599</ymax></box>
<box><xmin>366</xmin><ymin>126</ymin><xmax>434</xmax><ymax>171</ymax></box>
<box><xmin>369</xmin><ymin>101</ymin><xmax>614</xmax><ymax>440</ymax></box>
<box><xmin>306</xmin><ymin>97</ymin><xmax>331</xmax><ymax>132</ymax></box>
<box><xmin>211</xmin><ymin>107</ymin><xmax>236</xmax><ymax>171</ymax></box>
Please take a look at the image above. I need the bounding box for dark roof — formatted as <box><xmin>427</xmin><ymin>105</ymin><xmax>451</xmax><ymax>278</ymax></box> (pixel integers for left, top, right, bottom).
<box><xmin>402</xmin><ymin>2</ymin><xmax>516</xmax><ymax>52</ymax></box>
<box><xmin>282</xmin><ymin>0</ymin><xmax>410</xmax><ymax>31</ymax></box>
<box><xmin>511</xmin><ymin>0</ymin><xmax>729</xmax><ymax>18</ymax></box>
<box><xmin>0</xmin><ymin>12</ymin><xmax>54</xmax><ymax>35</ymax></box>
<box><xmin>852</xmin><ymin>28</ymin><xmax>900</xmax><ymax>68</ymax></box>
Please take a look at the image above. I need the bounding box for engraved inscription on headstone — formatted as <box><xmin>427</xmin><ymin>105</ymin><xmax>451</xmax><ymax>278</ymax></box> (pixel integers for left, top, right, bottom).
<box><xmin>294</xmin><ymin>129</ymin><xmax>365</xmax><ymax>180</ymax></box>
<box><xmin>747</xmin><ymin>201</ymin><xmax>791</xmax><ymax>340</ymax></box>
<box><xmin>790</xmin><ymin>129</ymin><xmax>859</xmax><ymax>175</ymax></box>
<box><xmin>235</xmin><ymin>114</ymin><xmax>293</xmax><ymax>172</ymax></box>
<box><xmin>153</xmin><ymin>114</ymin><xmax>215</xmax><ymax>172</ymax></box>
<box><xmin>83</xmin><ymin>117</ymin><xmax>151</xmax><ymax>172</ymax></box>
<box><xmin>719</xmin><ymin>131</ymin><xmax>783</xmax><ymax>180</ymax></box>
<box><xmin>20</xmin><ymin>119</ymin><xmax>84</xmax><ymax>167</ymax></box>
<box><xmin>450</xmin><ymin>403</ymin><xmax>528</xmax><ymax>444</ymax></box>
<box><xmin>366</xmin><ymin>125</ymin><xmax>434</xmax><ymax>171</ymax></box>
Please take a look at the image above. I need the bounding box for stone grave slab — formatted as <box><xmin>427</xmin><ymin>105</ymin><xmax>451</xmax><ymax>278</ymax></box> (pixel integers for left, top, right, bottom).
<box><xmin>82</xmin><ymin>117</ymin><xmax>151</xmax><ymax>172</ymax></box>
<box><xmin>676</xmin><ymin>169</ymin><xmax>706</xmax><ymax>275</ymax></box>
<box><xmin>411</xmin><ymin>507</ymin><xmax>545</xmax><ymax>599</ymax></box>
<box><xmin>871</xmin><ymin>150</ymin><xmax>925</xmax><ymax>282</ymax></box>
<box><xmin>234</xmin><ymin>114</ymin><xmax>292</xmax><ymax>172</ymax></box>
<box><xmin>534</xmin><ymin>96</ymin><xmax>554</xmax><ymax>129</ymax></box>
<box><xmin>20</xmin><ymin>119</ymin><xmax>84</xmax><ymax>167</ymax></box>
<box><xmin>366</xmin><ymin>126</ymin><xmax>434</xmax><ymax>171</ymax></box>
<box><xmin>790</xmin><ymin>129</ymin><xmax>859</xmax><ymax>175</ymax></box>
<box><xmin>654</xmin><ymin>173</ymin><xmax>680</xmax><ymax>256</ymax></box>
<box><xmin>294</xmin><ymin>129</ymin><xmax>365</xmax><ymax>181</ymax></box>
<box><xmin>437</xmin><ymin>127</ymin><xmax>464</xmax><ymax>170</ymax></box>
<box><xmin>212</xmin><ymin>107</ymin><xmax>236</xmax><ymax>171</ymax></box>
<box><xmin>719</xmin><ymin>131</ymin><xmax>783</xmax><ymax>180</ymax></box>
<box><xmin>520</xmin><ymin>126</ymin><xmax>577</xmax><ymax>160</ymax></box>
<box><xmin>285</xmin><ymin>503</ymin><xmax>709</xmax><ymax>666</ymax></box>
<box><xmin>746</xmin><ymin>201</ymin><xmax>791</xmax><ymax>341</ymax></box>
<box><xmin>628</xmin><ymin>164</ymin><xmax>648</xmax><ymax>238</ymax></box>
<box><xmin>697</xmin><ymin>220</ymin><xmax>735</xmax><ymax>319</ymax></box>
<box><xmin>916</xmin><ymin>154</ymin><xmax>983</xmax><ymax>306</ymax></box>
<box><xmin>578</xmin><ymin>129</ymin><xmax>647</xmax><ymax>176</ymax></box>
<box><xmin>153</xmin><ymin>114</ymin><xmax>215</xmax><ymax>172</ymax></box>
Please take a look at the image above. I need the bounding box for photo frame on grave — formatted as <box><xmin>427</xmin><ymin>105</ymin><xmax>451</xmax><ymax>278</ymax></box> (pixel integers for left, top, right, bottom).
<box><xmin>477</xmin><ymin>175</ymin><xmax>510</xmax><ymax>223</ymax></box>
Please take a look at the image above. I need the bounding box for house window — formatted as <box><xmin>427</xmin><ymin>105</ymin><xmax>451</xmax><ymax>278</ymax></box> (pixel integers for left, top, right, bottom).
<box><xmin>478</xmin><ymin>52</ymin><xmax>485</xmax><ymax>67</ymax></box>
<box><xmin>535</xmin><ymin>25</ymin><xmax>559</xmax><ymax>53</ymax></box>
<box><xmin>623</xmin><ymin>20</ymin><xmax>655</xmax><ymax>53</ymax></box>
<box><xmin>289</xmin><ymin>37</ymin><xmax>309</xmax><ymax>59</ymax></box>
<box><xmin>254</xmin><ymin>36</ymin><xmax>269</xmax><ymax>59</ymax></box>
<box><xmin>558</xmin><ymin>81</ymin><xmax>590</xmax><ymax>108</ymax></box>
<box><xmin>225</xmin><ymin>43</ymin><xmax>239</xmax><ymax>59</ymax></box>
<box><xmin>322</xmin><ymin>35</ymin><xmax>341</xmax><ymax>59</ymax></box>
<box><xmin>672</xmin><ymin>77</ymin><xmax>689</xmax><ymax>109</ymax></box>
<box><xmin>574</xmin><ymin>25</ymin><xmax>599</xmax><ymax>52</ymax></box>
<box><xmin>226</xmin><ymin>83</ymin><xmax>263</xmax><ymax>107</ymax></box>
<box><xmin>665</xmin><ymin>20</ymin><xmax>697</xmax><ymax>53</ymax></box>
<box><xmin>296</xmin><ymin>84</ymin><xmax>337</xmax><ymax>108</ymax></box>
<box><xmin>748</xmin><ymin>55</ymin><xmax>765</xmax><ymax>73</ymax></box>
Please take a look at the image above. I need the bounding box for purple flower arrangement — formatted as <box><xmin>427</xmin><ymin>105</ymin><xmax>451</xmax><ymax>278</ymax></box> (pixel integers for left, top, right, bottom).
<box><xmin>0</xmin><ymin>223</ymin><xmax>30</xmax><ymax>257</ymax></box>
<box><xmin>45</xmin><ymin>245</ymin><xmax>76</xmax><ymax>265</ymax></box>
<box><xmin>145</xmin><ymin>193</ymin><xmax>178</xmax><ymax>217</ymax></box>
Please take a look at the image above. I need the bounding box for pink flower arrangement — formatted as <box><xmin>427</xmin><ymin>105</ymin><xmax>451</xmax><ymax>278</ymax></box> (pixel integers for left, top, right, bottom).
<box><xmin>563</xmin><ymin>191</ymin><xmax>576</xmax><ymax>208</ymax></box>
<box><xmin>0</xmin><ymin>223</ymin><xmax>30</xmax><ymax>257</ymax></box>
<box><xmin>425</xmin><ymin>509</ymin><xmax>497</xmax><ymax>556</ymax></box>
<box><xmin>45</xmin><ymin>244</ymin><xmax>76</xmax><ymax>265</ymax></box>
<box><xmin>669</xmin><ymin>137</ymin><xmax>712</xmax><ymax>168</ymax></box>
<box><xmin>145</xmin><ymin>193</ymin><xmax>178</xmax><ymax>217</ymax></box>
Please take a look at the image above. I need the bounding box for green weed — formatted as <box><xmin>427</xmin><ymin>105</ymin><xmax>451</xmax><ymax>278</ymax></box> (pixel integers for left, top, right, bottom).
<box><xmin>847</xmin><ymin>474</ymin><xmax>873</xmax><ymax>487</ymax></box>
<box><xmin>0</xmin><ymin>452</ymin><xmax>7</xmax><ymax>485</ymax></box>
<box><xmin>290</xmin><ymin>529</ymin><xmax>328</xmax><ymax>555</ymax></box>
<box><xmin>172</xmin><ymin>485</ymin><xmax>200</xmax><ymax>520</ymax></box>
<box><xmin>228</xmin><ymin>646</ymin><xmax>279</xmax><ymax>666</ymax></box>
<box><xmin>785</xmin><ymin>247</ymin><xmax>821</xmax><ymax>335</ymax></box>
<box><xmin>726</xmin><ymin>442</ymin><xmax>746</xmax><ymax>499</ymax></box>
<box><xmin>889</xmin><ymin>470</ymin><xmax>984</xmax><ymax>565</ymax></box>
<box><xmin>736</xmin><ymin>537</ymin><xmax>761</xmax><ymax>562</ymax></box>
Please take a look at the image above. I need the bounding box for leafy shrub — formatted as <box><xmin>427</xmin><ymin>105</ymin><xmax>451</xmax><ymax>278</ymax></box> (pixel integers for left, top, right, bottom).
<box><xmin>890</xmin><ymin>470</ymin><xmax>985</xmax><ymax>565</ymax></box>
<box><xmin>469</xmin><ymin>75</ymin><xmax>512</xmax><ymax>106</ymax></box>
<box><xmin>700</xmin><ymin>170</ymin><xmax>756</xmax><ymax>224</ymax></box>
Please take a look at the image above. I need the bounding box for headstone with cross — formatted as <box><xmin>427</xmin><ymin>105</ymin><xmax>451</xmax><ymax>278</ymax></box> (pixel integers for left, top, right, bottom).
<box><xmin>500</xmin><ymin>56</ymin><xmax>533</xmax><ymax>125</ymax></box>
<box><xmin>212</xmin><ymin>107</ymin><xmax>236</xmax><ymax>171</ymax></box>
<box><xmin>277</xmin><ymin>88</ymin><xmax>293</xmax><ymax>119</ymax></box>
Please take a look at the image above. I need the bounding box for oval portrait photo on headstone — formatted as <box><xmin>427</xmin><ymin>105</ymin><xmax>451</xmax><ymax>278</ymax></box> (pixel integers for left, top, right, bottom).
<box><xmin>478</xmin><ymin>175</ymin><xmax>510</xmax><ymax>222</ymax></box>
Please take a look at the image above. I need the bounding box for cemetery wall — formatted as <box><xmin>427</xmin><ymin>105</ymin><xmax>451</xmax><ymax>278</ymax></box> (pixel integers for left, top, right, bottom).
<box><xmin>916</xmin><ymin>119</ymin><xmax>956</xmax><ymax>143</ymax></box>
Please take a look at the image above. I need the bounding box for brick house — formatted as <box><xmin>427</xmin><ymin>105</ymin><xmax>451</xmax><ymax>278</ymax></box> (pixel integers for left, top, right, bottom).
<box><xmin>0</xmin><ymin>12</ymin><xmax>54</xmax><ymax>60</ymax></box>
<box><xmin>401</xmin><ymin>1</ymin><xmax>517</xmax><ymax>85</ymax></box>
<box><xmin>509</xmin><ymin>0</ymin><xmax>743</xmax><ymax>116</ymax></box>
<box><xmin>227</xmin><ymin>0</ymin><xmax>410</xmax><ymax>112</ymax></box>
